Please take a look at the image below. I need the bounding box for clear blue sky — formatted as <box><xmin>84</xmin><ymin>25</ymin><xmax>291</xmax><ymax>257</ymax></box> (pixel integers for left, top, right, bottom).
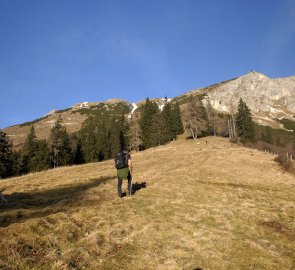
<box><xmin>1</xmin><ymin>0</ymin><xmax>294</xmax><ymax>128</ymax></box>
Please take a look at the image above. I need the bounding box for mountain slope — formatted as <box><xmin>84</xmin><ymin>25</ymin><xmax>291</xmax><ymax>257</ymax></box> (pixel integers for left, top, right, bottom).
<box><xmin>198</xmin><ymin>71</ymin><xmax>295</xmax><ymax>128</ymax></box>
<box><xmin>3</xmin><ymin>71</ymin><xmax>295</xmax><ymax>149</ymax></box>
<box><xmin>0</xmin><ymin>137</ymin><xmax>294</xmax><ymax>269</ymax></box>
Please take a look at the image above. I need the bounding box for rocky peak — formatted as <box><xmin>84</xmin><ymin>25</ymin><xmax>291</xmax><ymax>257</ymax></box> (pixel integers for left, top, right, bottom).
<box><xmin>199</xmin><ymin>71</ymin><xmax>295</xmax><ymax>128</ymax></box>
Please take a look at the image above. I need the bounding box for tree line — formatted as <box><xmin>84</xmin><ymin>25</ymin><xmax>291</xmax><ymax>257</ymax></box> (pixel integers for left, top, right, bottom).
<box><xmin>1</xmin><ymin>97</ymin><xmax>294</xmax><ymax>179</ymax></box>
<box><xmin>0</xmin><ymin>99</ymin><xmax>183</xmax><ymax>179</ymax></box>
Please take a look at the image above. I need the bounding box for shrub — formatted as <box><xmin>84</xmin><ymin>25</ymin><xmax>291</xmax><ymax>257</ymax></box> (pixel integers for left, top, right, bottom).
<box><xmin>274</xmin><ymin>152</ymin><xmax>295</xmax><ymax>174</ymax></box>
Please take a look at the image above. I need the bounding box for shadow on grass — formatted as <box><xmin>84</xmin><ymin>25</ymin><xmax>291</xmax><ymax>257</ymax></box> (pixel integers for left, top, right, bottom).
<box><xmin>119</xmin><ymin>182</ymin><xmax>147</xmax><ymax>198</ymax></box>
<box><xmin>0</xmin><ymin>175</ymin><xmax>114</xmax><ymax>227</ymax></box>
<box><xmin>196</xmin><ymin>179</ymin><xmax>276</xmax><ymax>192</ymax></box>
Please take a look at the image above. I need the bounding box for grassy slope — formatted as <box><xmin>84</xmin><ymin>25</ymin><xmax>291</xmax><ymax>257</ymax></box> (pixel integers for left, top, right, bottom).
<box><xmin>0</xmin><ymin>137</ymin><xmax>294</xmax><ymax>270</ymax></box>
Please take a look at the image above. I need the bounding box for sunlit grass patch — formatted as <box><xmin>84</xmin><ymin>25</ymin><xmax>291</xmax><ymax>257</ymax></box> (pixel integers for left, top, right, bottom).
<box><xmin>0</xmin><ymin>137</ymin><xmax>294</xmax><ymax>269</ymax></box>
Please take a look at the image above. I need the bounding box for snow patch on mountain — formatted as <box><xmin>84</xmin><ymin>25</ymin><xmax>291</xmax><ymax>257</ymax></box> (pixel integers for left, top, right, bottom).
<box><xmin>128</xmin><ymin>103</ymin><xmax>138</xmax><ymax>119</ymax></box>
<box><xmin>79</xmin><ymin>102</ymin><xmax>89</xmax><ymax>108</ymax></box>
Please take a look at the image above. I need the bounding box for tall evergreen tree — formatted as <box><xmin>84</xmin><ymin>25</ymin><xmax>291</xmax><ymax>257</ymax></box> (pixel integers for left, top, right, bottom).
<box><xmin>0</xmin><ymin>131</ymin><xmax>14</xmax><ymax>179</ymax></box>
<box><xmin>49</xmin><ymin>118</ymin><xmax>72</xmax><ymax>167</ymax></box>
<box><xmin>34</xmin><ymin>140</ymin><xmax>50</xmax><ymax>171</ymax></box>
<box><xmin>236</xmin><ymin>98</ymin><xmax>255</xmax><ymax>142</ymax></box>
<box><xmin>119</xmin><ymin>113</ymin><xmax>129</xmax><ymax>151</ymax></box>
<box><xmin>79</xmin><ymin>117</ymin><xmax>98</xmax><ymax>162</ymax></box>
<box><xmin>108</xmin><ymin>115</ymin><xmax>128</xmax><ymax>157</ymax></box>
<box><xmin>23</xmin><ymin>126</ymin><xmax>37</xmax><ymax>156</ymax></box>
<box><xmin>20</xmin><ymin>126</ymin><xmax>37</xmax><ymax>173</ymax></box>
<box><xmin>109</xmin><ymin>117</ymin><xmax>121</xmax><ymax>158</ymax></box>
<box><xmin>140</xmin><ymin>98</ymin><xmax>161</xmax><ymax>148</ymax></box>
<box><xmin>161</xmin><ymin>101</ymin><xmax>175</xmax><ymax>143</ymax></box>
<box><xmin>20</xmin><ymin>126</ymin><xmax>49</xmax><ymax>172</ymax></box>
<box><xmin>96</xmin><ymin>120</ymin><xmax>109</xmax><ymax>160</ymax></box>
<box><xmin>171</xmin><ymin>102</ymin><xmax>184</xmax><ymax>136</ymax></box>
<box><xmin>73</xmin><ymin>138</ymin><xmax>85</xmax><ymax>164</ymax></box>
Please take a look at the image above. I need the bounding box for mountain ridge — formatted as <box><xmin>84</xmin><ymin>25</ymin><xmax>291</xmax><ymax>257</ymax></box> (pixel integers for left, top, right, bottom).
<box><xmin>3</xmin><ymin>71</ymin><xmax>295</xmax><ymax>148</ymax></box>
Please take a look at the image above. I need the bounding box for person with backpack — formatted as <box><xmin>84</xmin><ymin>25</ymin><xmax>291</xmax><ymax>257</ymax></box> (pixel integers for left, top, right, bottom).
<box><xmin>115</xmin><ymin>149</ymin><xmax>132</xmax><ymax>198</ymax></box>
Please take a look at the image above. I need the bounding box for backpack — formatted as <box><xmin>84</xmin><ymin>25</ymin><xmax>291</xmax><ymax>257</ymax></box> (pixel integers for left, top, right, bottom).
<box><xmin>115</xmin><ymin>152</ymin><xmax>128</xmax><ymax>169</ymax></box>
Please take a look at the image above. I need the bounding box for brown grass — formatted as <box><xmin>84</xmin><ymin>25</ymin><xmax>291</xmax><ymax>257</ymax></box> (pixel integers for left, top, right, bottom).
<box><xmin>0</xmin><ymin>137</ymin><xmax>294</xmax><ymax>269</ymax></box>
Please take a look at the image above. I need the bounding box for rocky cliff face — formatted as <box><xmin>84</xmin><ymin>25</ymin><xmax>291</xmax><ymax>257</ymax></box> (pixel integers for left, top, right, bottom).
<box><xmin>3</xmin><ymin>71</ymin><xmax>295</xmax><ymax>148</ymax></box>
<box><xmin>198</xmin><ymin>71</ymin><xmax>295</xmax><ymax>128</ymax></box>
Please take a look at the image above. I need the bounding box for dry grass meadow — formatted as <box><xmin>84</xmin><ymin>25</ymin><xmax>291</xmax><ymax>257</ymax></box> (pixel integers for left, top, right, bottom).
<box><xmin>0</xmin><ymin>137</ymin><xmax>294</xmax><ymax>269</ymax></box>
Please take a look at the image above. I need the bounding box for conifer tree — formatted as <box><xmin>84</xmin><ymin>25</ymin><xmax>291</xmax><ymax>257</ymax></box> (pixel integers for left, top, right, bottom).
<box><xmin>119</xmin><ymin>113</ymin><xmax>129</xmax><ymax>151</ymax></box>
<box><xmin>20</xmin><ymin>126</ymin><xmax>49</xmax><ymax>172</ymax></box>
<box><xmin>0</xmin><ymin>131</ymin><xmax>14</xmax><ymax>179</ymax></box>
<box><xmin>49</xmin><ymin>118</ymin><xmax>72</xmax><ymax>167</ymax></box>
<box><xmin>20</xmin><ymin>126</ymin><xmax>36</xmax><ymax>173</ymax></box>
<box><xmin>171</xmin><ymin>102</ymin><xmax>184</xmax><ymax>136</ymax></box>
<box><xmin>34</xmin><ymin>140</ymin><xmax>50</xmax><ymax>171</ymax></box>
<box><xmin>73</xmin><ymin>137</ymin><xmax>85</xmax><ymax>165</ymax></box>
<box><xmin>161</xmin><ymin>102</ymin><xmax>175</xmax><ymax>143</ymax></box>
<box><xmin>79</xmin><ymin>117</ymin><xmax>98</xmax><ymax>162</ymax></box>
<box><xmin>108</xmin><ymin>115</ymin><xmax>128</xmax><ymax>157</ymax></box>
<box><xmin>96</xmin><ymin>121</ymin><xmax>109</xmax><ymax>161</ymax></box>
<box><xmin>236</xmin><ymin>98</ymin><xmax>255</xmax><ymax>142</ymax></box>
<box><xmin>109</xmin><ymin>118</ymin><xmax>121</xmax><ymax>158</ymax></box>
<box><xmin>139</xmin><ymin>98</ymin><xmax>161</xmax><ymax>148</ymax></box>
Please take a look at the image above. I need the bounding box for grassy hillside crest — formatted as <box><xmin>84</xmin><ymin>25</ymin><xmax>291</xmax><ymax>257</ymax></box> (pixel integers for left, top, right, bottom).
<box><xmin>0</xmin><ymin>137</ymin><xmax>294</xmax><ymax>269</ymax></box>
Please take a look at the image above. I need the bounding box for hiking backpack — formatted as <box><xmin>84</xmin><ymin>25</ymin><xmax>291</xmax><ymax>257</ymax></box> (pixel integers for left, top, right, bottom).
<box><xmin>115</xmin><ymin>152</ymin><xmax>128</xmax><ymax>169</ymax></box>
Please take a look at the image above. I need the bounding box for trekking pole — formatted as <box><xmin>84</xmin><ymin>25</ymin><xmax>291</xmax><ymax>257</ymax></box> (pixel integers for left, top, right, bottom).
<box><xmin>130</xmin><ymin>166</ymin><xmax>133</xmax><ymax>196</ymax></box>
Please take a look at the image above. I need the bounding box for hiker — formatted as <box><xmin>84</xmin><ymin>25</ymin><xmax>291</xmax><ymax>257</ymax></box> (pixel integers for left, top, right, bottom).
<box><xmin>115</xmin><ymin>150</ymin><xmax>132</xmax><ymax>198</ymax></box>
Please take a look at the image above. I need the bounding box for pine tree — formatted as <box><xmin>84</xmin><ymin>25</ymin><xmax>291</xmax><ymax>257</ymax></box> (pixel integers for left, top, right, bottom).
<box><xmin>0</xmin><ymin>131</ymin><xmax>14</xmax><ymax>179</ymax></box>
<box><xmin>20</xmin><ymin>126</ymin><xmax>49</xmax><ymax>172</ymax></box>
<box><xmin>161</xmin><ymin>101</ymin><xmax>175</xmax><ymax>143</ymax></box>
<box><xmin>73</xmin><ymin>138</ymin><xmax>85</xmax><ymax>164</ymax></box>
<box><xmin>49</xmin><ymin>118</ymin><xmax>72</xmax><ymax>167</ymax></box>
<box><xmin>109</xmin><ymin>118</ymin><xmax>121</xmax><ymax>158</ymax></box>
<box><xmin>108</xmin><ymin>115</ymin><xmax>128</xmax><ymax>158</ymax></box>
<box><xmin>34</xmin><ymin>140</ymin><xmax>50</xmax><ymax>171</ymax></box>
<box><xmin>96</xmin><ymin>120</ymin><xmax>109</xmax><ymax>160</ymax></box>
<box><xmin>79</xmin><ymin>117</ymin><xmax>98</xmax><ymax>162</ymax></box>
<box><xmin>20</xmin><ymin>126</ymin><xmax>35</xmax><ymax>173</ymax></box>
<box><xmin>140</xmin><ymin>98</ymin><xmax>161</xmax><ymax>148</ymax></box>
<box><xmin>236</xmin><ymin>98</ymin><xmax>255</xmax><ymax>142</ymax></box>
<box><xmin>171</xmin><ymin>102</ymin><xmax>184</xmax><ymax>136</ymax></box>
<box><xmin>119</xmin><ymin>113</ymin><xmax>129</xmax><ymax>151</ymax></box>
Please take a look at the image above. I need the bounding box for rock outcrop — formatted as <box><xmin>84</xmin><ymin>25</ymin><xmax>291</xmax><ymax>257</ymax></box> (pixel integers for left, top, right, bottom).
<box><xmin>198</xmin><ymin>71</ymin><xmax>295</xmax><ymax>128</ymax></box>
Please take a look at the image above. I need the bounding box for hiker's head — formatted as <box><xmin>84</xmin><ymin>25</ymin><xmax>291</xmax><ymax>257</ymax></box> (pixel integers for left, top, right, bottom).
<box><xmin>122</xmin><ymin>149</ymin><xmax>128</xmax><ymax>154</ymax></box>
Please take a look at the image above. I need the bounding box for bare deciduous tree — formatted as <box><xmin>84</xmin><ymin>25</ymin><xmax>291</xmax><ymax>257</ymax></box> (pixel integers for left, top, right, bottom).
<box><xmin>184</xmin><ymin>95</ymin><xmax>209</xmax><ymax>140</ymax></box>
